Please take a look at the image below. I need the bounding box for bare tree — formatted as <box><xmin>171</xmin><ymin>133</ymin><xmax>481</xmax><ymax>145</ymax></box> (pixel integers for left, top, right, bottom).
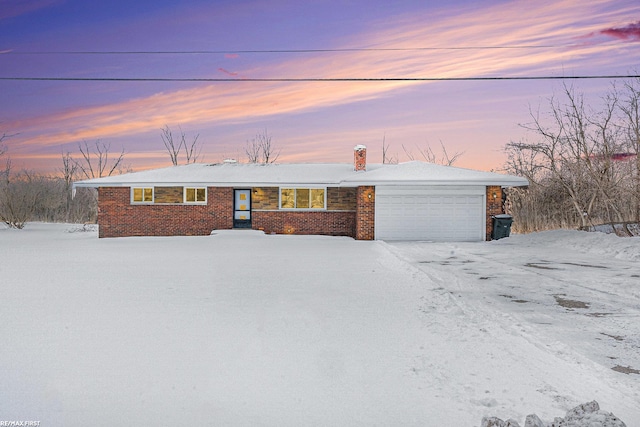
<box><xmin>0</xmin><ymin>133</ymin><xmax>7</xmax><ymax>184</ymax></box>
<box><xmin>0</xmin><ymin>129</ymin><xmax>15</xmax><ymax>171</ymax></box>
<box><xmin>160</xmin><ymin>125</ymin><xmax>202</xmax><ymax>165</ymax></box>
<box><xmin>161</xmin><ymin>125</ymin><xmax>181</xmax><ymax>166</ymax></box>
<box><xmin>60</xmin><ymin>151</ymin><xmax>78</xmax><ymax>222</ymax></box>
<box><xmin>245</xmin><ymin>129</ymin><xmax>280</xmax><ymax>164</ymax></box>
<box><xmin>505</xmin><ymin>82</ymin><xmax>639</xmax><ymax>233</ymax></box>
<box><xmin>75</xmin><ymin>140</ymin><xmax>126</xmax><ymax>179</ymax></box>
<box><xmin>418</xmin><ymin>141</ymin><xmax>463</xmax><ymax>166</ymax></box>
<box><xmin>382</xmin><ymin>134</ymin><xmax>397</xmax><ymax>164</ymax></box>
<box><xmin>402</xmin><ymin>141</ymin><xmax>463</xmax><ymax>166</ymax></box>
<box><xmin>244</xmin><ymin>137</ymin><xmax>261</xmax><ymax>163</ymax></box>
<box><xmin>0</xmin><ymin>135</ymin><xmax>107</xmax><ymax>228</ymax></box>
<box><xmin>1</xmin><ymin>148</ymin><xmax>10</xmax><ymax>186</ymax></box>
<box><xmin>585</xmin><ymin>89</ymin><xmax>629</xmax><ymax>229</ymax></box>
<box><xmin>0</xmin><ymin>132</ymin><xmax>6</xmax><ymax>158</ymax></box>
<box><xmin>506</xmin><ymin>131</ymin><xmax>594</xmax><ymax>229</ymax></box>
<box><xmin>618</xmin><ymin>78</ymin><xmax>640</xmax><ymax>223</ymax></box>
<box><xmin>0</xmin><ymin>165</ymin><xmax>46</xmax><ymax>229</ymax></box>
<box><xmin>68</xmin><ymin>140</ymin><xmax>126</xmax><ymax>224</ymax></box>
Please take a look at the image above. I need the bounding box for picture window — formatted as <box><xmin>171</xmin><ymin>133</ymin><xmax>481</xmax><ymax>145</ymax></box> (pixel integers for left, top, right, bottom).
<box><xmin>280</xmin><ymin>188</ymin><xmax>325</xmax><ymax>209</ymax></box>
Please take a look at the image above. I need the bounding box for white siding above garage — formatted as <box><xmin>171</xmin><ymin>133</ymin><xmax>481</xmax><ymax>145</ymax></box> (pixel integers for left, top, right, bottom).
<box><xmin>375</xmin><ymin>186</ymin><xmax>486</xmax><ymax>241</ymax></box>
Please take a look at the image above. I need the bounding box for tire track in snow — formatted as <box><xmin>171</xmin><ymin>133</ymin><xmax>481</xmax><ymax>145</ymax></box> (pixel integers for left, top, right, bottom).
<box><xmin>378</xmin><ymin>240</ymin><xmax>640</xmax><ymax>423</ymax></box>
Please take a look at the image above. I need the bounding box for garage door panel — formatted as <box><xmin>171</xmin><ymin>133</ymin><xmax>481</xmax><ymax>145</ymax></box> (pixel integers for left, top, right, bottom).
<box><xmin>375</xmin><ymin>186</ymin><xmax>485</xmax><ymax>241</ymax></box>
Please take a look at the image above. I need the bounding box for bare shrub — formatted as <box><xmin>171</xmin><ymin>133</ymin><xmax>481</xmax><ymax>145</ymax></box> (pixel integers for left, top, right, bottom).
<box><xmin>0</xmin><ymin>168</ymin><xmax>46</xmax><ymax>229</ymax></box>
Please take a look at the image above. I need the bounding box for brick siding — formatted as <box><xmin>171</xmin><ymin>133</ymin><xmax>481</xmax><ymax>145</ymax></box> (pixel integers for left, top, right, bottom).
<box><xmin>356</xmin><ymin>186</ymin><xmax>375</xmax><ymax>240</ymax></box>
<box><xmin>354</xmin><ymin>146</ymin><xmax>367</xmax><ymax>171</ymax></box>
<box><xmin>98</xmin><ymin>185</ymin><xmax>496</xmax><ymax>241</ymax></box>
<box><xmin>97</xmin><ymin>187</ymin><xmax>233</xmax><ymax>238</ymax></box>
<box><xmin>97</xmin><ymin>186</ymin><xmax>363</xmax><ymax>239</ymax></box>
<box><xmin>486</xmin><ymin>185</ymin><xmax>504</xmax><ymax>240</ymax></box>
<box><xmin>250</xmin><ymin>186</ymin><xmax>359</xmax><ymax>237</ymax></box>
<box><xmin>252</xmin><ymin>211</ymin><xmax>356</xmax><ymax>237</ymax></box>
<box><xmin>251</xmin><ymin>187</ymin><xmax>279</xmax><ymax>210</ymax></box>
<box><xmin>327</xmin><ymin>187</ymin><xmax>357</xmax><ymax>210</ymax></box>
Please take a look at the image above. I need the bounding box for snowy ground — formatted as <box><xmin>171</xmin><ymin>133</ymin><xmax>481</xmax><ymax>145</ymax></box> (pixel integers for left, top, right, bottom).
<box><xmin>1</xmin><ymin>223</ymin><xmax>638</xmax><ymax>426</ymax></box>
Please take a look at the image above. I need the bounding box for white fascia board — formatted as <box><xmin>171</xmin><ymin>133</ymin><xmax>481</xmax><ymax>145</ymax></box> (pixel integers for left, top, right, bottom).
<box><xmin>339</xmin><ymin>178</ymin><xmax>529</xmax><ymax>187</ymax></box>
<box><xmin>73</xmin><ymin>180</ymin><xmax>342</xmax><ymax>188</ymax></box>
<box><xmin>75</xmin><ymin>178</ymin><xmax>528</xmax><ymax>188</ymax></box>
<box><xmin>375</xmin><ymin>185</ymin><xmax>487</xmax><ymax>196</ymax></box>
<box><xmin>73</xmin><ymin>181</ymin><xmax>210</xmax><ymax>188</ymax></box>
<box><xmin>72</xmin><ymin>181</ymin><xmax>123</xmax><ymax>188</ymax></box>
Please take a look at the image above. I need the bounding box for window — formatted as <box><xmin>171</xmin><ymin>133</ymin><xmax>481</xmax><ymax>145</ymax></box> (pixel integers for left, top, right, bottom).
<box><xmin>310</xmin><ymin>189</ymin><xmax>325</xmax><ymax>208</ymax></box>
<box><xmin>281</xmin><ymin>188</ymin><xmax>295</xmax><ymax>208</ymax></box>
<box><xmin>131</xmin><ymin>186</ymin><xmax>206</xmax><ymax>204</ymax></box>
<box><xmin>280</xmin><ymin>188</ymin><xmax>325</xmax><ymax>209</ymax></box>
<box><xmin>296</xmin><ymin>188</ymin><xmax>309</xmax><ymax>208</ymax></box>
<box><xmin>132</xmin><ymin>187</ymin><xmax>153</xmax><ymax>203</ymax></box>
<box><xmin>185</xmin><ymin>187</ymin><xmax>207</xmax><ymax>203</ymax></box>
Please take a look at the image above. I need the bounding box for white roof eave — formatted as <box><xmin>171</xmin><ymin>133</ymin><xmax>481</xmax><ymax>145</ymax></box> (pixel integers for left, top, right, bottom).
<box><xmin>74</xmin><ymin>178</ymin><xmax>529</xmax><ymax>188</ymax></box>
<box><xmin>73</xmin><ymin>180</ymin><xmax>345</xmax><ymax>189</ymax></box>
<box><xmin>72</xmin><ymin>162</ymin><xmax>529</xmax><ymax>189</ymax></box>
<box><xmin>339</xmin><ymin>178</ymin><xmax>529</xmax><ymax>187</ymax></box>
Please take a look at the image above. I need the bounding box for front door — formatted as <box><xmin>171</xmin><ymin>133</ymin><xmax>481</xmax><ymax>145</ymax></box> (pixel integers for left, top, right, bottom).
<box><xmin>233</xmin><ymin>189</ymin><xmax>252</xmax><ymax>228</ymax></box>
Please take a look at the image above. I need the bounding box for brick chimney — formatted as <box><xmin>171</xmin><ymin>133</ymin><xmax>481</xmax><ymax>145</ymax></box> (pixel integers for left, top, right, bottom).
<box><xmin>354</xmin><ymin>145</ymin><xmax>367</xmax><ymax>171</ymax></box>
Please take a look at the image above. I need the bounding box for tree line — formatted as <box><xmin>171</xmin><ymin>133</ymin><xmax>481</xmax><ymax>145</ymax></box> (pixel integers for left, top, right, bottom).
<box><xmin>0</xmin><ymin>127</ymin><xmax>279</xmax><ymax>229</ymax></box>
<box><xmin>504</xmin><ymin>79</ymin><xmax>640</xmax><ymax>235</ymax></box>
<box><xmin>0</xmin><ymin>138</ymin><xmax>127</xmax><ymax>228</ymax></box>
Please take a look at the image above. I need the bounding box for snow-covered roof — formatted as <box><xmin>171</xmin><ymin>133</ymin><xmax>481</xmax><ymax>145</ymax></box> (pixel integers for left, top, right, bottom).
<box><xmin>73</xmin><ymin>161</ymin><xmax>528</xmax><ymax>188</ymax></box>
<box><xmin>341</xmin><ymin>161</ymin><xmax>529</xmax><ymax>186</ymax></box>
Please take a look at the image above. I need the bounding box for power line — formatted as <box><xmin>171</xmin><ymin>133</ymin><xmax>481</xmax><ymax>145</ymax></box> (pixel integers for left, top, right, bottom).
<box><xmin>1</xmin><ymin>46</ymin><xmax>569</xmax><ymax>55</ymax></box>
<box><xmin>0</xmin><ymin>75</ymin><xmax>638</xmax><ymax>82</ymax></box>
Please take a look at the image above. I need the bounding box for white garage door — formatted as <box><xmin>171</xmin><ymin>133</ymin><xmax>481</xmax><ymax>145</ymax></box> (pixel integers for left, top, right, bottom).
<box><xmin>375</xmin><ymin>186</ymin><xmax>486</xmax><ymax>241</ymax></box>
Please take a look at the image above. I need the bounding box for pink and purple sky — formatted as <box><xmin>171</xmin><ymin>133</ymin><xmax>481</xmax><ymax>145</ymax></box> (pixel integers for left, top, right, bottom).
<box><xmin>1</xmin><ymin>0</ymin><xmax>639</xmax><ymax>174</ymax></box>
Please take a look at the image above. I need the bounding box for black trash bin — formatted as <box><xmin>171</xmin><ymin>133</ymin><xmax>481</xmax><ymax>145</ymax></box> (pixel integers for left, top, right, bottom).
<box><xmin>491</xmin><ymin>214</ymin><xmax>513</xmax><ymax>240</ymax></box>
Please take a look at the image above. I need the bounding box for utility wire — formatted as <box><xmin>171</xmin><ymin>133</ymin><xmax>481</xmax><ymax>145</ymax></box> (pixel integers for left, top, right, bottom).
<box><xmin>1</xmin><ymin>46</ymin><xmax>570</xmax><ymax>55</ymax></box>
<box><xmin>0</xmin><ymin>75</ymin><xmax>638</xmax><ymax>82</ymax></box>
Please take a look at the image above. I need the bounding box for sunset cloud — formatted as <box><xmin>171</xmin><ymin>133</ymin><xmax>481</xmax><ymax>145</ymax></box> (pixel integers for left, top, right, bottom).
<box><xmin>218</xmin><ymin>68</ymin><xmax>239</xmax><ymax>77</ymax></box>
<box><xmin>600</xmin><ymin>21</ymin><xmax>640</xmax><ymax>41</ymax></box>
<box><xmin>3</xmin><ymin>0</ymin><xmax>638</xmax><ymax>172</ymax></box>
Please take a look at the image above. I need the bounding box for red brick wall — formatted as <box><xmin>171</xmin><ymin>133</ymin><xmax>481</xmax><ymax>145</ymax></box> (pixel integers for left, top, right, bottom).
<box><xmin>486</xmin><ymin>186</ymin><xmax>504</xmax><ymax>240</ymax></box>
<box><xmin>354</xmin><ymin>147</ymin><xmax>367</xmax><ymax>171</ymax></box>
<box><xmin>97</xmin><ymin>187</ymin><xmax>233</xmax><ymax>238</ymax></box>
<box><xmin>98</xmin><ymin>187</ymin><xmax>356</xmax><ymax>237</ymax></box>
<box><xmin>356</xmin><ymin>186</ymin><xmax>375</xmax><ymax>240</ymax></box>
<box><xmin>98</xmin><ymin>185</ymin><xmax>500</xmax><ymax>241</ymax></box>
<box><xmin>252</xmin><ymin>211</ymin><xmax>356</xmax><ymax>237</ymax></box>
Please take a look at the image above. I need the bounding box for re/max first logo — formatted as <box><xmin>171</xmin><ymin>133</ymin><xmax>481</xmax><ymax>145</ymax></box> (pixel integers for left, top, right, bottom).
<box><xmin>0</xmin><ymin>422</ymin><xmax>41</xmax><ymax>427</ymax></box>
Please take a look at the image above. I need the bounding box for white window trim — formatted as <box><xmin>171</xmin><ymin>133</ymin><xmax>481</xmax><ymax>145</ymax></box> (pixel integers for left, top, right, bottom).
<box><xmin>131</xmin><ymin>187</ymin><xmax>154</xmax><ymax>204</ymax></box>
<box><xmin>279</xmin><ymin>187</ymin><xmax>327</xmax><ymax>210</ymax></box>
<box><xmin>130</xmin><ymin>186</ymin><xmax>207</xmax><ymax>205</ymax></box>
<box><xmin>184</xmin><ymin>187</ymin><xmax>207</xmax><ymax>204</ymax></box>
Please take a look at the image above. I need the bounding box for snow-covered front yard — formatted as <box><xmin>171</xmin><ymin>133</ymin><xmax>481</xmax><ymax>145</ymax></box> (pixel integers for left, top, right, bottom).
<box><xmin>1</xmin><ymin>223</ymin><xmax>638</xmax><ymax>426</ymax></box>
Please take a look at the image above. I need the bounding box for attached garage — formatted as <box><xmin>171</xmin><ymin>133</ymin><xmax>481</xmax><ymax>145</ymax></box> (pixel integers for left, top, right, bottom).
<box><xmin>375</xmin><ymin>186</ymin><xmax>486</xmax><ymax>241</ymax></box>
